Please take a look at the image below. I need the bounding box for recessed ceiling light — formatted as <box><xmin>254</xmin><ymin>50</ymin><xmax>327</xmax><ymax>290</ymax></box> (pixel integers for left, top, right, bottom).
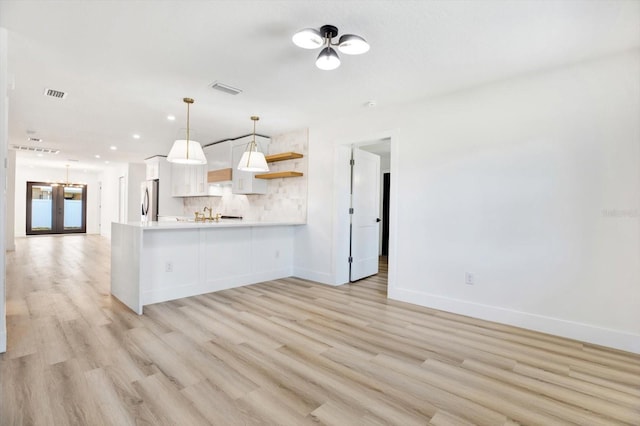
<box><xmin>104</xmin><ymin>161</ymin><xmax>110</xmax><ymax>164</ymax></box>
<box><xmin>110</xmin><ymin>145</ymin><xmax>117</xmax><ymax>150</ymax></box>
<box><xmin>167</xmin><ymin>115</ymin><xmax>175</xmax><ymax>121</ymax></box>
<box><xmin>95</xmin><ymin>154</ymin><xmax>101</xmax><ymax>159</ymax></box>
<box><xmin>132</xmin><ymin>134</ymin><xmax>141</xmax><ymax>139</ymax></box>
<box><xmin>365</xmin><ymin>100</ymin><xmax>377</xmax><ymax>108</ymax></box>
<box><xmin>37</xmin><ymin>153</ymin><xmax>43</xmax><ymax>157</ymax></box>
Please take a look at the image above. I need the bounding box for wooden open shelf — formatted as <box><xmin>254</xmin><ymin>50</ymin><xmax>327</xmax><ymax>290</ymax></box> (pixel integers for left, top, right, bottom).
<box><xmin>255</xmin><ymin>171</ymin><xmax>303</xmax><ymax>180</ymax></box>
<box><xmin>207</xmin><ymin>168</ymin><xmax>232</xmax><ymax>183</ymax></box>
<box><xmin>265</xmin><ymin>152</ymin><xmax>303</xmax><ymax>163</ymax></box>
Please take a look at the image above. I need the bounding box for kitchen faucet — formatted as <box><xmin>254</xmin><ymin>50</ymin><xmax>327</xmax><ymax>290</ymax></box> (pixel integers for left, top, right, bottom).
<box><xmin>203</xmin><ymin>207</ymin><xmax>221</xmax><ymax>222</ymax></box>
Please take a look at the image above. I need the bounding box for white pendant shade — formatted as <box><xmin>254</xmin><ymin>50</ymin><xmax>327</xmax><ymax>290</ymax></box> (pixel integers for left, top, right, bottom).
<box><xmin>292</xmin><ymin>28</ymin><xmax>323</xmax><ymax>49</ymax></box>
<box><xmin>338</xmin><ymin>34</ymin><xmax>370</xmax><ymax>55</ymax></box>
<box><xmin>316</xmin><ymin>47</ymin><xmax>341</xmax><ymax>70</ymax></box>
<box><xmin>167</xmin><ymin>139</ymin><xmax>207</xmax><ymax>165</ymax></box>
<box><xmin>238</xmin><ymin>148</ymin><xmax>269</xmax><ymax>172</ymax></box>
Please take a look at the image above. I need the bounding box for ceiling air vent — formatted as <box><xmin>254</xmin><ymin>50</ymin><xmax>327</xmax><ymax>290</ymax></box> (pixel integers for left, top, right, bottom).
<box><xmin>43</xmin><ymin>88</ymin><xmax>67</xmax><ymax>99</ymax></box>
<box><xmin>210</xmin><ymin>81</ymin><xmax>242</xmax><ymax>95</ymax></box>
<box><xmin>11</xmin><ymin>145</ymin><xmax>60</xmax><ymax>154</ymax></box>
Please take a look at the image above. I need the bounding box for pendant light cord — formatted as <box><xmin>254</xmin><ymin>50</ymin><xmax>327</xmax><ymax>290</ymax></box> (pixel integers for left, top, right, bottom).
<box><xmin>186</xmin><ymin>100</ymin><xmax>190</xmax><ymax>160</ymax></box>
<box><xmin>245</xmin><ymin>116</ymin><xmax>259</xmax><ymax>167</ymax></box>
<box><xmin>245</xmin><ymin>118</ymin><xmax>254</xmax><ymax>167</ymax></box>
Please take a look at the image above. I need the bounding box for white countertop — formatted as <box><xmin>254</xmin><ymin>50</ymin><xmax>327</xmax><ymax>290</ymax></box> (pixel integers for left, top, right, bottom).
<box><xmin>118</xmin><ymin>220</ymin><xmax>305</xmax><ymax>230</ymax></box>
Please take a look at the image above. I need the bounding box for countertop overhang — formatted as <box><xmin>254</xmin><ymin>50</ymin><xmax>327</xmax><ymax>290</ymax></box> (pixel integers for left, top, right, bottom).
<box><xmin>120</xmin><ymin>220</ymin><xmax>305</xmax><ymax>230</ymax></box>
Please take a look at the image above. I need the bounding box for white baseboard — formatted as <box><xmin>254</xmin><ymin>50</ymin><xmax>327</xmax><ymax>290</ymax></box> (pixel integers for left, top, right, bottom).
<box><xmin>292</xmin><ymin>267</ymin><xmax>336</xmax><ymax>286</ymax></box>
<box><xmin>388</xmin><ymin>287</ymin><xmax>640</xmax><ymax>355</ymax></box>
<box><xmin>0</xmin><ymin>329</ymin><xmax>6</xmax><ymax>353</ymax></box>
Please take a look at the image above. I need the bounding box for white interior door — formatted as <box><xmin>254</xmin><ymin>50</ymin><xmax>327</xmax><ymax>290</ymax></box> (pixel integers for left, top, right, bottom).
<box><xmin>350</xmin><ymin>148</ymin><xmax>381</xmax><ymax>281</ymax></box>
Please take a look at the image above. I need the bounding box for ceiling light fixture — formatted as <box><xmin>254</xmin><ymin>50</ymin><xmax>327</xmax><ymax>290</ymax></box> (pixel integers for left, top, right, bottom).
<box><xmin>237</xmin><ymin>116</ymin><xmax>269</xmax><ymax>172</ymax></box>
<box><xmin>293</xmin><ymin>25</ymin><xmax>369</xmax><ymax>70</ymax></box>
<box><xmin>167</xmin><ymin>98</ymin><xmax>207</xmax><ymax>165</ymax></box>
<box><xmin>132</xmin><ymin>134</ymin><xmax>141</xmax><ymax>139</ymax></box>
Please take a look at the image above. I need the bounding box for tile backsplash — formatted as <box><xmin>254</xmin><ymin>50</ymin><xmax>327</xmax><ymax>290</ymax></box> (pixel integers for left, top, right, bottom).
<box><xmin>183</xmin><ymin>128</ymin><xmax>308</xmax><ymax>222</ymax></box>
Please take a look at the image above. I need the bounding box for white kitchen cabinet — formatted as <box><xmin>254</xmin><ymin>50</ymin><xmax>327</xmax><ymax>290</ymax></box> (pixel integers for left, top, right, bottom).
<box><xmin>145</xmin><ymin>156</ymin><xmax>161</xmax><ymax>180</ymax></box>
<box><xmin>171</xmin><ymin>163</ymin><xmax>207</xmax><ymax>197</ymax></box>
<box><xmin>231</xmin><ymin>135</ymin><xmax>269</xmax><ymax>195</ymax></box>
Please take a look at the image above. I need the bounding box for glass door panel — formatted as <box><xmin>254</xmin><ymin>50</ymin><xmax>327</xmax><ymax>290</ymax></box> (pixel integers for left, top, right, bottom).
<box><xmin>63</xmin><ymin>186</ymin><xmax>84</xmax><ymax>231</ymax></box>
<box><xmin>29</xmin><ymin>184</ymin><xmax>54</xmax><ymax>232</ymax></box>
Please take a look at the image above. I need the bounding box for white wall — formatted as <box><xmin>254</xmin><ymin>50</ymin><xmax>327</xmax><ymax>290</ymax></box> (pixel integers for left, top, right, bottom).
<box><xmin>127</xmin><ymin>164</ymin><xmax>146</xmax><ymax>223</ymax></box>
<box><xmin>296</xmin><ymin>50</ymin><xmax>640</xmax><ymax>353</ymax></box>
<box><xmin>99</xmin><ymin>162</ymin><xmax>145</xmax><ymax>239</ymax></box>
<box><xmin>100</xmin><ymin>163</ymin><xmax>126</xmax><ymax>238</ymax></box>
<box><xmin>0</xmin><ymin>27</ymin><xmax>8</xmax><ymax>353</ymax></box>
<box><xmin>5</xmin><ymin>150</ymin><xmax>15</xmax><ymax>251</ymax></box>
<box><xmin>14</xmin><ymin>164</ymin><xmax>101</xmax><ymax>237</ymax></box>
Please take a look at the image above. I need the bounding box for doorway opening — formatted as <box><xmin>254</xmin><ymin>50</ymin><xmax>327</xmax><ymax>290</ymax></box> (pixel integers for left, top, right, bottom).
<box><xmin>26</xmin><ymin>181</ymin><xmax>87</xmax><ymax>235</ymax></box>
<box><xmin>382</xmin><ymin>172</ymin><xmax>390</xmax><ymax>256</ymax></box>
<box><xmin>349</xmin><ymin>139</ymin><xmax>391</xmax><ymax>286</ymax></box>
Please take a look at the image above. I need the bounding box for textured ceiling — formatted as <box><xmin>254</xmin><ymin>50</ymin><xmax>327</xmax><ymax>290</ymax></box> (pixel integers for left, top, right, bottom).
<box><xmin>1</xmin><ymin>0</ymin><xmax>639</xmax><ymax>170</ymax></box>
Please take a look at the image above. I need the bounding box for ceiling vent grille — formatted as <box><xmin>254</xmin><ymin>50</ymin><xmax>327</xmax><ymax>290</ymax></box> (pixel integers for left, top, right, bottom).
<box><xmin>43</xmin><ymin>88</ymin><xmax>67</xmax><ymax>99</ymax></box>
<box><xmin>210</xmin><ymin>82</ymin><xmax>242</xmax><ymax>95</ymax></box>
<box><xmin>11</xmin><ymin>145</ymin><xmax>60</xmax><ymax>154</ymax></box>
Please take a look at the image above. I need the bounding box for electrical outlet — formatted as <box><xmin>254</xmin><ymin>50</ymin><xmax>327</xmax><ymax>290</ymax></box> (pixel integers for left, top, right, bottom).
<box><xmin>465</xmin><ymin>272</ymin><xmax>474</xmax><ymax>285</ymax></box>
<box><xmin>165</xmin><ymin>262</ymin><xmax>173</xmax><ymax>272</ymax></box>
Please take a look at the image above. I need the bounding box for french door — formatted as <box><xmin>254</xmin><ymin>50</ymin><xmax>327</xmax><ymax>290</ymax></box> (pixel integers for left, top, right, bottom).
<box><xmin>26</xmin><ymin>182</ymin><xmax>87</xmax><ymax>235</ymax></box>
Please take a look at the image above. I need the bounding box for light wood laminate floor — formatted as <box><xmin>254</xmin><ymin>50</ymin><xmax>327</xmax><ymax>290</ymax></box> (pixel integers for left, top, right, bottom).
<box><xmin>1</xmin><ymin>235</ymin><xmax>639</xmax><ymax>425</ymax></box>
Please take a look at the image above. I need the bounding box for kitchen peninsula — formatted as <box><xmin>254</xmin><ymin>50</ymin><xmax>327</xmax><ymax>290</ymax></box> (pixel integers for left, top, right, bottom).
<box><xmin>111</xmin><ymin>220</ymin><xmax>303</xmax><ymax>314</ymax></box>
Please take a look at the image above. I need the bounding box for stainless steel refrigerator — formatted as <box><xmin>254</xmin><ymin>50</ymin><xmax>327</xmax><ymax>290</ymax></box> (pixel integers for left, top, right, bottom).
<box><xmin>141</xmin><ymin>179</ymin><xmax>159</xmax><ymax>222</ymax></box>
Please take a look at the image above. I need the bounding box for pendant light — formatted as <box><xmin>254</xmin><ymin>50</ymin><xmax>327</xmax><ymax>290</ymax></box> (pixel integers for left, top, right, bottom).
<box><xmin>167</xmin><ymin>98</ymin><xmax>207</xmax><ymax>165</ymax></box>
<box><xmin>237</xmin><ymin>116</ymin><xmax>269</xmax><ymax>172</ymax></box>
<box><xmin>293</xmin><ymin>25</ymin><xmax>369</xmax><ymax>70</ymax></box>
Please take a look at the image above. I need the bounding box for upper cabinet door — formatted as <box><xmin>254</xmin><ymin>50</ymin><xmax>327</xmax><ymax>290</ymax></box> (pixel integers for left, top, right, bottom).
<box><xmin>170</xmin><ymin>163</ymin><xmax>207</xmax><ymax>197</ymax></box>
<box><xmin>145</xmin><ymin>157</ymin><xmax>160</xmax><ymax>180</ymax></box>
